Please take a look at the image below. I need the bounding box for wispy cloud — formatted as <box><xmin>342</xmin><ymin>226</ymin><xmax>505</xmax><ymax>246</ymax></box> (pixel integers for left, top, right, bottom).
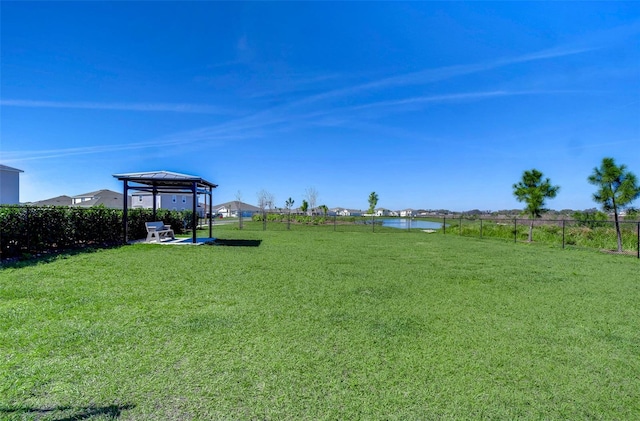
<box><xmin>0</xmin><ymin>99</ymin><xmax>237</xmax><ymax>115</ymax></box>
<box><xmin>348</xmin><ymin>89</ymin><xmax>599</xmax><ymax>112</ymax></box>
<box><xmin>1</xmin><ymin>39</ymin><xmax>610</xmax><ymax>163</ymax></box>
<box><xmin>291</xmin><ymin>45</ymin><xmax>597</xmax><ymax>108</ymax></box>
<box><xmin>1</xmin><ymin>132</ymin><xmax>248</xmax><ymax>162</ymax></box>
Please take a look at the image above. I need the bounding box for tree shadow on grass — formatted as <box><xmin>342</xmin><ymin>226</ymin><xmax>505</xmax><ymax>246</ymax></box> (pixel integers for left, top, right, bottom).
<box><xmin>0</xmin><ymin>403</ymin><xmax>134</xmax><ymax>420</ymax></box>
<box><xmin>208</xmin><ymin>238</ymin><xmax>262</xmax><ymax>247</ymax></box>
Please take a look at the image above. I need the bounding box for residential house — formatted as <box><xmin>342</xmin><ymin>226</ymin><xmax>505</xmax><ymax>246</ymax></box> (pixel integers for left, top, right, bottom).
<box><xmin>0</xmin><ymin>164</ymin><xmax>23</xmax><ymax>204</ymax></box>
<box><xmin>29</xmin><ymin>189</ymin><xmax>128</xmax><ymax>209</ymax></box>
<box><xmin>375</xmin><ymin>208</ymin><xmax>391</xmax><ymax>217</ymax></box>
<box><xmin>130</xmin><ymin>191</ymin><xmax>205</xmax><ymax>216</ymax></box>
<box><xmin>336</xmin><ymin>208</ymin><xmax>363</xmax><ymax>217</ymax></box>
<box><xmin>210</xmin><ymin>201</ymin><xmax>261</xmax><ymax>218</ymax></box>
<box><xmin>71</xmin><ymin>189</ymin><xmax>129</xmax><ymax>209</ymax></box>
<box><xmin>400</xmin><ymin>209</ymin><xmax>415</xmax><ymax>217</ymax></box>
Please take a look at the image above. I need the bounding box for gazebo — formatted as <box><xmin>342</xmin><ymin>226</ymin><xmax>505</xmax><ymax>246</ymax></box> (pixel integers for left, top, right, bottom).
<box><xmin>113</xmin><ymin>170</ymin><xmax>218</xmax><ymax>244</ymax></box>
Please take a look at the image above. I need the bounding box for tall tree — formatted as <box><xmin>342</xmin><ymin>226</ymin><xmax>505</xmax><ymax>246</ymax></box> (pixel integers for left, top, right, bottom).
<box><xmin>513</xmin><ymin>169</ymin><xmax>560</xmax><ymax>242</ymax></box>
<box><xmin>368</xmin><ymin>192</ymin><xmax>379</xmax><ymax>214</ymax></box>
<box><xmin>588</xmin><ymin>157</ymin><xmax>640</xmax><ymax>252</ymax></box>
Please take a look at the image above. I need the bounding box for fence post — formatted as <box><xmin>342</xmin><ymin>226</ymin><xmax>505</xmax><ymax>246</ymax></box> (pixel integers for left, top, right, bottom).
<box><xmin>480</xmin><ymin>218</ymin><xmax>483</xmax><ymax>239</ymax></box>
<box><xmin>334</xmin><ymin>214</ymin><xmax>336</xmax><ymax>232</ymax></box>
<box><xmin>443</xmin><ymin>217</ymin><xmax>446</xmax><ymax>234</ymax></box>
<box><xmin>372</xmin><ymin>214</ymin><xmax>375</xmax><ymax>233</ymax></box>
<box><xmin>514</xmin><ymin>218</ymin><xmax>517</xmax><ymax>243</ymax></box>
<box><xmin>562</xmin><ymin>219</ymin><xmax>565</xmax><ymax>249</ymax></box>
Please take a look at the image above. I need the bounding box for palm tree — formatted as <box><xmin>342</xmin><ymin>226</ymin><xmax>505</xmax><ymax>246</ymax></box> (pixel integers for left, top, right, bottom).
<box><xmin>513</xmin><ymin>169</ymin><xmax>560</xmax><ymax>242</ymax></box>
<box><xmin>588</xmin><ymin>157</ymin><xmax>640</xmax><ymax>252</ymax></box>
<box><xmin>285</xmin><ymin>197</ymin><xmax>295</xmax><ymax>230</ymax></box>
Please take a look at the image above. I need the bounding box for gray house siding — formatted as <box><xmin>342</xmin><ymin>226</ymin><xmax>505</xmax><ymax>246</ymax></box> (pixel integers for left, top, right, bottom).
<box><xmin>130</xmin><ymin>192</ymin><xmax>205</xmax><ymax>216</ymax></box>
<box><xmin>0</xmin><ymin>165</ymin><xmax>23</xmax><ymax>204</ymax></box>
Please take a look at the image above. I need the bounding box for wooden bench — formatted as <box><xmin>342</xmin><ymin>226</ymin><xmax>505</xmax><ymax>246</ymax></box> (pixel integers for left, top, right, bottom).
<box><xmin>145</xmin><ymin>221</ymin><xmax>175</xmax><ymax>243</ymax></box>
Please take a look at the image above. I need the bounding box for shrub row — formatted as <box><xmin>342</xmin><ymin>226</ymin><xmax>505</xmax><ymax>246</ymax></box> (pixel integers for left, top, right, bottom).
<box><xmin>252</xmin><ymin>213</ymin><xmax>331</xmax><ymax>225</ymax></box>
<box><xmin>0</xmin><ymin>205</ymin><xmax>194</xmax><ymax>260</ymax></box>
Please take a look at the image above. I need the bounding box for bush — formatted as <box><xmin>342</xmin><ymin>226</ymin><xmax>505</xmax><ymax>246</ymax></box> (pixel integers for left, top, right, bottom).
<box><xmin>0</xmin><ymin>205</ymin><xmax>194</xmax><ymax>260</ymax></box>
<box><xmin>0</xmin><ymin>205</ymin><xmax>122</xmax><ymax>259</ymax></box>
<box><xmin>573</xmin><ymin>210</ymin><xmax>609</xmax><ymax>228</ymax></box>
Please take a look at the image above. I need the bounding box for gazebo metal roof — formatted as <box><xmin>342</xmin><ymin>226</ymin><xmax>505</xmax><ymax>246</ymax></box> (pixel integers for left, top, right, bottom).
<box><xmin>113</xmin><ymin>170</ymin><xmax>218</xmax><ymax>244</ymax></box>
<box><xmin>113</xmin><ymin>170</ymin><xmax>218</xmax><ymax>193</ymax></box>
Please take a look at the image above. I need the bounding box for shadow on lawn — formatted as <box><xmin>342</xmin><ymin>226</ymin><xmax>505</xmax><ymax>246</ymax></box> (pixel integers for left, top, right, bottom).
<box><xmin>0</xmin><ymin>244</ymin><xmax>123</xmax><ymax>270</ymax></box>
<box><xmin>209</xmin><ymin>238</ymin><xmax>262</xmax><ymax>247</ymax></box>
<box><xmin>0</xmin><ymin>403</ymin><xmax>134</xmax><ymax>420</ymax></box>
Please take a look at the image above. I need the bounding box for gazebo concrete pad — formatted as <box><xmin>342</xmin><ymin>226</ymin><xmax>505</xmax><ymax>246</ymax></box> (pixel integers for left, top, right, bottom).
<box><xmin>130</xmin><ymin>237</ymin><xmax>216</xmax><ymax>246</ymax></box>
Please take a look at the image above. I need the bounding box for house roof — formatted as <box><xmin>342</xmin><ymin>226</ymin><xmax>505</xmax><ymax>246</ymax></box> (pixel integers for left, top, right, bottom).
<box><xmin>74</xmin><ymin>190</ymin><xmax>128</xmax><ymax>209</ymax></box>
<box><xmin>30</xmin><ymin>195</ymin><xmax>73</xmax><ymax>206</ymax></box>
<box><xmin>72</xmin><ymin>189</ymin><xmax>121</xmax><ymax>199</ymax></box>
<box><xmin>0</xmin><ymin>164</ymin><xmax>24</xmax><ymax>173</ymax></box>
<box><xmin>113</xmin><ymin>170</ymin><xmax>218</xmax><ymax>193</ymax></box>
<box><xmin>29</xmin><ymin>190</ymin><xmax>128</xmax><ymax>209</ymax></box>
<box><xmin>212</xmin><ymin>201</ymin><xmax>261</xmax><ymax>212</ymax></box>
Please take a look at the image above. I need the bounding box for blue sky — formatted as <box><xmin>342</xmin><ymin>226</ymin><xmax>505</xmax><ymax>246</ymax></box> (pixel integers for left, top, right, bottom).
<box><xmin>2</xmin><ymin>2</ymin><xmax>639</xmax><ymax>211</ymax></box>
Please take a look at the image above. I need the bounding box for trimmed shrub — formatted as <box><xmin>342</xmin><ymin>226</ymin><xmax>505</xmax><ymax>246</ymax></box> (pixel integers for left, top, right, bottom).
<box><xmin>0</xmin><ymin>205</ymin><xmax>194</xmax><ymax>260</ymax></box>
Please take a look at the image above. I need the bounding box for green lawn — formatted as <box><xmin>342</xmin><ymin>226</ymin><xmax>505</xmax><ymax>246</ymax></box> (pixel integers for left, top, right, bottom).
<box><xmin>1</xmin><ymin>228</ymin><xmax>639</xmax><ymax>420</ymax></box>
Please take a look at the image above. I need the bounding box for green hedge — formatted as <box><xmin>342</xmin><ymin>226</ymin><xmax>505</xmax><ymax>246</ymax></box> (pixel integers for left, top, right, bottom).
<box><xmin>0</xmin><ymin>206</ymin><xmax>194</xmax><ymax>260</ymax></box>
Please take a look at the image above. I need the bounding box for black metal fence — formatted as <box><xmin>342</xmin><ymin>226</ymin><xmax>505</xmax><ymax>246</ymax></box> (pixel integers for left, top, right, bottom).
<box><xmin>442</xmin><ymin>216</ymin><xmax>640</xmax><ymax>258</ymax></box>
<box><xmin>4</xmin><ymin>205</ymin><xmax>638</xmax><ymax>260</ymax></box>
<box><xmin>221</xmin><ymin>213</ymin><xmax>640</xmax><ymax>258</ymax></box>
<box><xmin>218</xmin><ymin>213</ymin><xmax>387</xmax><ymax>233</ymax></box>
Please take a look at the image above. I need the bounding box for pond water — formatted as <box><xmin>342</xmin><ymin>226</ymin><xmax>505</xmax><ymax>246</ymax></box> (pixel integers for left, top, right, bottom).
<box><xmin>380</xmin><ymin>218</ymin><xmax>443</xmax><ymax>230</ymax></box>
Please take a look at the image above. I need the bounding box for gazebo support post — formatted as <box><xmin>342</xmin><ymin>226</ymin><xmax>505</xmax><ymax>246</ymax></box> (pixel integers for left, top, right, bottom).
<box><xmin>122</xmin><ymin>181</ymin><xmax>129</xmax><ymax>243</ymax></box>
<box><xmin>208</xmin><ymin>187</ymin><xmax>212</xmax><ymax>239</ymax></box>
<box><xmin>192</xmin><ymin>181</ymin><xmax>197</xmax><ymax>244</ymax></box>
<box><xmin>152</xmin><ymin>186</ymin><xmax>157</xmax><ymax>221</ymax></box>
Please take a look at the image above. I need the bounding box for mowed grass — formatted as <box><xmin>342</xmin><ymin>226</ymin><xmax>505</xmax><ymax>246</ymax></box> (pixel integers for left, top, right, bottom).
<box><xmin>1</xmin><ymin>229</ymin><xmax>639</xmax><ymax>420</ymax></box>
